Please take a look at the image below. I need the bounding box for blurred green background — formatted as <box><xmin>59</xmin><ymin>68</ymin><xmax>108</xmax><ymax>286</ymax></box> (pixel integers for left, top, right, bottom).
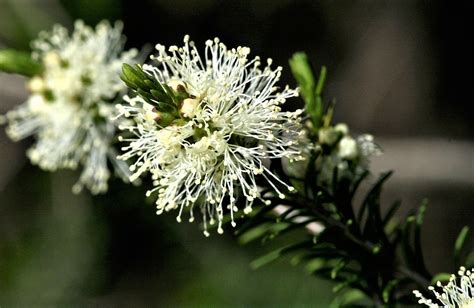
<box><xmin>0</xmin><ymin>0</ymin><xmax>472</xmax><ymax>306</ymax></box>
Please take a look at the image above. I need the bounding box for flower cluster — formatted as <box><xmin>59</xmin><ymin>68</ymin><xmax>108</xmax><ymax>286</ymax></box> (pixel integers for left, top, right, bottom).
<box><xmin>413</xmin><ymin>267</ymin><xmax>474</xmax><ymax>307</ymax></box>
<box><xmin>316</xmin><ymin>123</ymin><xmax>382</xmax><ymax>183</ymax></box>
<box><xmin>3</xmin><ymin>20</ymin><xmax>137</xmax><ymax>194</ymax></box>
<box><xmin>283</xmin><ymin>122</ymin><xmax>381</xmax><ymax>185</ymax></box>
<box><xmin>117</xmin><ymin>36</ymin><xmax>304</xmax><ymax>235</ymax></box>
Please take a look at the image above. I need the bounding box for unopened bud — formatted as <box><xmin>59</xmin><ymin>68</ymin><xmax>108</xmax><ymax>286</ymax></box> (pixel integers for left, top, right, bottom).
<box><xmin>180</xmin><ymin>97</ymin><xmax>200</xmax><ymax>118</ymax></box>
<box><xmin>145</xmin><ymin>108</ymin><xmax>175</xmax><ymax>127</ymax></box>
<box><xmin>167</xmin><ymin>79</ymin><xmax>187</xmax><ymax>93</ymax></box>
<box><xmin>145</xmin><ymin>109</ymin><xmax>158</xmax><ymax>123</ymax></box>
<box><xmin>318</xmin><ymin>127</ymin><xmax>339</xmax><ymax>146</ymax></box>
<box><xmin>28</xmin><ymin>94</ymin><xmax>47</xmax><ymax>112</ymax></box>
<box><xmin>338</xmin><ymin>136</ymin><xmax>358</xmax><ymax>160</ymax></box>
<box><xmin>27</xmin><ymin>76</ymin><xmax>46</xmax><ymax>93</ymax></box>
<box><xmin>334</xmin><ymin>123</ymin><xmax>349</xmax><ymax>136</ymax></box>
<box><xmin>43</xmin><ymin>51</ymin><xmax>61</xmax><ymax>67</ymax></box>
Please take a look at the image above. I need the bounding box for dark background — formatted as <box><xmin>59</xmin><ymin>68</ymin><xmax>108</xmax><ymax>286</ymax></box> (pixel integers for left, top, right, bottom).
<box><xmin>0</xmin><ymin>0</ymin><xmax>472</xmax><ymax>306</ymax></box>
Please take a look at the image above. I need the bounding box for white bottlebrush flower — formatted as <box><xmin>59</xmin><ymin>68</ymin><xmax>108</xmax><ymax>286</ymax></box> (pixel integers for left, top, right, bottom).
<box><xmin>3</xmin><ymin>20</ymin><xmax>138</xmax><ymax>194</ymax></box>
<box><xmin>117</xmin><ymin>35</ymin><xmax>304</xmax><ymax>235</ymax></box>
<box><xmin>413</xmin><ymin>267</ymin><xmax>474</xmax><ymax>307</ymax></box>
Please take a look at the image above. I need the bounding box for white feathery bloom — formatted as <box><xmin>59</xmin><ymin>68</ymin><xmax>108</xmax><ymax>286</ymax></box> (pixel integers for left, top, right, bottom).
<box><xmin>413</xmin><ymin>267</ymin><xmax>474</xmax><ymax>307</ymax></box>
<box><xmin>117</xmin><ymin>35</ymin><xmax>304</xmax><ymax>235</ymax></box>
<box><xmin>3</xmin><ymin>20</ymin><xmax>138</xmax><ymax>194</ymax></box>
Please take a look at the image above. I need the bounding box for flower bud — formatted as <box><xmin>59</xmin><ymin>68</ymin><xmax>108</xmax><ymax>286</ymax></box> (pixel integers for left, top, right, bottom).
<box><xmin>180</xmin><ymin>97</ymin><xmax>200</xmax><ymax>118</ymax></box>
<box><xmin>167</xmin><ymin>79</ymin><xmax>187</xmax><ymax>93</ymax></box>
<box><xmin>145</xmin><ymin>109</ymin><xmax>158</xmax><ymax>123</ymax></box>
<box><xmin>155</xmin><ymin>112</ymin><xmax>175</xmax><ymax>127</ymax></box>
<box><xmin>27</xmin><ymin>76</ymin><xmax>46</xmax><ymax>93</ymax></box>
<box><xmin>338</xmin><ymin>136</ymin><xmax>358</xmax><ymax>160</ymax></box>
<box><xmin>28</xmin><ymin>94</ymin><xmax>47</xmax><ymax>113</ymax></box>
<box><xmin>334</xmin><ymin>123</ymin><xmax>349</xmax><ymax>136</ymax></box>
<box><xmin>318</xmin><ymin>127</ymin><xmax>339</xmax><ymax>146</ymax></box>
<box><xmin>43</xmin><ymin>51</ymin><xmax>61</xmax><ymax>67</ymax></box>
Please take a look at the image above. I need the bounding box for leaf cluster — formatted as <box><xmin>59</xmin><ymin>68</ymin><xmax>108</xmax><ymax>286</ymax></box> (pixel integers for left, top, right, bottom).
<box><xmin>121</xmin><ymin>63</ymin><xmax>189</xmax><ymax>122</ymax></box>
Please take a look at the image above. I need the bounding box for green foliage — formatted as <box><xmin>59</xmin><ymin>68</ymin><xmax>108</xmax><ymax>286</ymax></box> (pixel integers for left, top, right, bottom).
<box><xmin>289</xmin><ymin>52</ymin><xmax>315</xmax><ymax>102</ymax></box>
<box><xmin>121</xmin><ymin>63</ymin><xmax>190</xmax><ymax>126</ymax></box>
<box><xmin>454</xmin><ymin>226</ymin><xmax>470</xmax><ymax>268</ymax></box>
<box><xmin>430</xmin><ymin>273</ymin><xmax>451</xmax><ymax>284</ymax></box>
<box><xmin>232</xmin><ymin>56</ymin><xmax>472</xmax><ymax>307</ymax></box>
<box><xmin>330</xmin><ymin>289</ymin><xmax>369</xmax><ymax>307</ymax></box>
<box><xmin>235</xmin><ymin>166</ymin><xmax>433</xmax><ymax>306</ymax></box>
<box><xmin>0</xmin><ymin>49</ymin><xmax>43</xmax><ymax>77</ymax></box>
<box><xmin>289</xmin><ymin>52</ymin><xmax>326</xmax><ymax>130</ymax></box>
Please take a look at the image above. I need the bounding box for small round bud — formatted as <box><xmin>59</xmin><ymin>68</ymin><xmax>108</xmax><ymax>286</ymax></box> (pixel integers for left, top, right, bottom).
<box><xmin>180</xmin><ymin>97</ymin><xmax>200</xmax><ymax>118</ymax></box>
<box><xmin>318</xmin><ymin>127</ymin><xmax>339</xmax><ymax>146</ymax></box>
<box><xmin>27</xmin><ymin>95</ymin><xmax>47</xmax><ymax>113</ymax></box>
<box><xmin>43</xmin><ymin>51</ymin><xmax>61</xmax><ymax>67</ymax></box>
<box><xmin>338</xmin><ymin>136</ymin><xmax>358</xmax><ymax>160</ymax></box>
<box><xmin>28</xmin><ymin>77</ymin><xmax>46</xmax><ymax>93</ymax></box>
<box><xmin>334</xmin><ymin>123</ymin><xmax>349</xmax><ymax>136</ymax></box>
<box><xmin>167</xmin><ymin>79</ymin><xmax>187</xmax><ymax>92</ymax></box>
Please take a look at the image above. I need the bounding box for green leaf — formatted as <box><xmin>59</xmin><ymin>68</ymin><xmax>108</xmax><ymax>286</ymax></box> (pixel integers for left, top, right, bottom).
<box><xmin>322</xmin><ymin>99</ymin><xmax>336</xmax><ymax>128</ymax></box>
<box><xmin>401</xmin><ymin>214</ymin><xmax>417</xmax><ymax>270</ymax></box>
<box><xmin>359</xmin><ymin>171</ymin><xmax>392</xmax><ymax>242</ymax></box>
<box><xmin>382</xmin><ymin>200</ymin><xmax>401</xmax><ymax>227</ymax></box>
<box><xmin>238</xmin><ymin>222</ymin><xmax>288</xmax><ymax>245</ymax></box>
<box><xmin>305</xmin><ymin>258</ymin><xmax>325</xmax><ymax>273</ymax></box>
<box><xmin>0</xmin><ymin>49</ymin><xmax>43</xmax><ymax>77</ymax></box>
<box><xmin>313</xmin><ymin>66</ymin><xmax>326</xmax><ymax>128</ymax></box>
<box><xmin>382</xmin><ymin>279</ymin><xmax>399</xmax><ymax>303</ymax></box>
<box><xmin>289</xmin><ymin>52</ymin><xmax>315</xmax><ymax>102</ymax></box>
<box><xmin>331</xmin><ymin>259</ymin><xmax>347</xmax><ymax>279</ymax></box>
<box><xmin>331</xmin><ymin>275</ymin><xmax>364</xmax><ymax>295</ymax></box>
<box><xmin>358</xmin><ymin>171</ymin><xmax>392</xmax><ymax>224</ymax></box>
<box><xmin>289</xmin><ymin>52</ymin><xmax>326</xmax><ymax>129</ymax></box>
<box><xmin>350</xmin><ymin>169</ymin><xmax>369</xmax><ymax>199</ymax></box>
<box><xmin>121</xmin><ymin>63</ymin><xmax>180</xmax><ymax>117</ymax></box>
<box><xmin>330</xmin><ymin>289</ymin><xmax>368</xmax><ymax>308</ymax></box>
<box><xmin>121</xmin><ymin>64</ymin><xmax>150</xmax><ymax>91</ymax></box>
<box><xmin>304</xmin><ymin>153</ymin><xmax>319</xmax><ymax>198</ymax></box>
<box><xmin>150</xmin><ymin>89</ymin><xmax>169</xmax><ymax>102</ymax></box>
<box><xmin>250</xmin><ymin>249</ymin><xmax>281</xmax><ymax>270</ymax></box>
<box><xmin>315</xmin><ymin>65</ymin><xmax>327</xmax><ymax>96</ymax></box>
<box><xmin>465</xmin><ymin>251</ymin><xmax>474</xmax><ymax>268</ymax></box>
<box><xmin>303</xmin><ymin>248</ymin><xmax>347</xmax><ymax>261</ymax></box>
<box><xmin>155</xmin><ymin>112</ymin><xmax>175</xmax><ymax>127</ymax></box>
<box><xmin>431</xmin><ymin>272</ymin><xmax>451</xmax><ymax>284</ymax></box>
<box><xmin>454</xmin><ymin>226</ymin><xmax>469</xmax><ymax>267</ymax></box>
<box><xmin>250</xmin><ymin>240</ymin><xmax>313</xmax><ymax>269</ymax></box>
<box><xmin>414</xmin><ymin>199</ymin><xmax>430</xmax><ymax>277</ymax></box>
